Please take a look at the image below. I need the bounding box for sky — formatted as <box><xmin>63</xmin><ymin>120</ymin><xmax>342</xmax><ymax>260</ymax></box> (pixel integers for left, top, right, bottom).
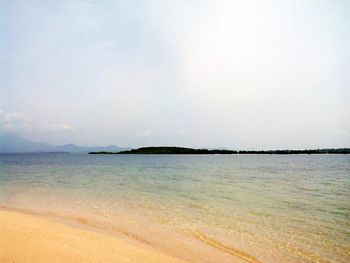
<box><xmin>1</xmin><ymin>0</ymin><xmax>349</xmax><ymax>149</ymax></box>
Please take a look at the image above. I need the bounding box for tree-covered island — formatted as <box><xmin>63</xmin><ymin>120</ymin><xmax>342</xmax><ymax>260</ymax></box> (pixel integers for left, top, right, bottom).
<box><xmin>89</xmin><ymin>147</ymin><xmax>350</xmax><ymax>154</ymax></box>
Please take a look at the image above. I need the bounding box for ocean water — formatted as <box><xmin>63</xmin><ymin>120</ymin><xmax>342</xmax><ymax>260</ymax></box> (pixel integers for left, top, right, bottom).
<box><xmin>0</xmin><ymin>153</ymin><xmax>349</xmax><ymax>262</ymax></box>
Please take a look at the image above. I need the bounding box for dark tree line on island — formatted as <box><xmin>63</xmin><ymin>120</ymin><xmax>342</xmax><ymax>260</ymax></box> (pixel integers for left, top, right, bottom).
<box><xmin>89</xmin><ymin>146</ymin><xmax>350</xmax><ymax>155</ymax></box>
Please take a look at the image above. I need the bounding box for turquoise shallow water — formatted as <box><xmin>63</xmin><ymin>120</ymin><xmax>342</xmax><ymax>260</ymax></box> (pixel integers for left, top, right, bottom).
<box><xmin>0</xmin><ymin>153</ymin><xmax>349</xmax><ymax>262</ymax></box>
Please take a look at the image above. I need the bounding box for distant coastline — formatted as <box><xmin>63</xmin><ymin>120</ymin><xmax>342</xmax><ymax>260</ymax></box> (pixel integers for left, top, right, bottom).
<box><xmin>89</xmin><ymin>146</ymin><xmax>350</xmax><ymax>154</ymax></box>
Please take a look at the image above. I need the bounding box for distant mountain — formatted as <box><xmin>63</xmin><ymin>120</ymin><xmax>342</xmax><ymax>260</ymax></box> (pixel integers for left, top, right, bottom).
<box><xmin>0</xmin><ymin>134</ymin><xmax>130</xmax><ymax>153</ymax></box>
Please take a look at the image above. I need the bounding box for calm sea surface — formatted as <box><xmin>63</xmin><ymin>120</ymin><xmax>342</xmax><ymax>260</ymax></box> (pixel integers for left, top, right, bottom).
<box><xmin>0</xmin><ymin>153</ymin><xmax>349</xmax><ymax>262</ymax></box>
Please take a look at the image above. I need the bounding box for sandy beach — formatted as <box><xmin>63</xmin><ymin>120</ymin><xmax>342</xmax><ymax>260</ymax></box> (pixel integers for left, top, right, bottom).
<box><xmin>0</xmin><ymin>209</ymin><xmax>185</xmax><ymax>263</ymax></box>
<box><xmin>0</xmin><ymin>206</ymin><xmax>253</xmax><ymax>263</ymax></box>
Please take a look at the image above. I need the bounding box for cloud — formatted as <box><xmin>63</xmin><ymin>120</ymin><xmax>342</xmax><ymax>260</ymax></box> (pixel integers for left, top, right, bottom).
<box><xmin>1</xmin><ymin>1</ymin><xmax>349</xmax><ymax>148</ymax></box>
<box><xmin>0</xmin><ymin>110</ymin><xmax>74</xmax><ymax>136</ymax></box>
<box><xmin>137</xmin><ymin>129</ymin><xmax>153</xmax><ymax>138</ymax></box>
<box><xmin>86</xmin><ymin>40</ymin><xmax>114</xmax><ymax>52</ymax></box>
<box><xmin>0</xmin><ymin>110</ymin><xmax>31</xmax><ymax>133</ymax></box>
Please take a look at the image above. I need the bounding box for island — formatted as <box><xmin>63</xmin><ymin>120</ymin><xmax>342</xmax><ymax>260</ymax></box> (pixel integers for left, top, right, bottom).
<box><xmin>89</xmin><ymin>147</ymin><xmax>350</xmax><ymax>154</ymax></box>
<box><xmin>90</xmin><ymin>147</ymin><xmax>237</xmax><ymax>154</ymax></box>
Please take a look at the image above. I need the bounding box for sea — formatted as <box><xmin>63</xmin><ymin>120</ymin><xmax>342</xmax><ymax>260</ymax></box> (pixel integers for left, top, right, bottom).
<box><xmin>0</xmin><ymin>153</ymin><xmax>349</xmax><ymax>262</ymax></box>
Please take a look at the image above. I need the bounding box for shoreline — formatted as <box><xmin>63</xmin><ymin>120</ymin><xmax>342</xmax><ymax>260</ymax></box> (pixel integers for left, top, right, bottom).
<box><xmin>0</xmin><ymin>207</ymin><xmax>185</xmax><ymax>263</ymax></box>
<box><xmin>1</xmin><ymin>154</ymin><xmax>348</xmax><ymax>263</ymax></box>
<box><xmin>0</xmin><ymin>206</ymin><xmax>252</xmax><ymax>263</ymax></box>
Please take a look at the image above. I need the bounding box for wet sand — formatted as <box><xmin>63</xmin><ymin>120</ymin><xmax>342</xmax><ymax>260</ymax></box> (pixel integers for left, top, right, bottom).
<box><xmin>0</xmin><ymin>206</ymin><xmax>254</xmax><ymax>263</ymax></box>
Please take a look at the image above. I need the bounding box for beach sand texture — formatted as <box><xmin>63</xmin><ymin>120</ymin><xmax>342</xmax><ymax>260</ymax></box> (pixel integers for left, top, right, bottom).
<box><xmin>0</xmin><ymin>209</ymin><xmax>185</xmax><ymax>263</ymax></box>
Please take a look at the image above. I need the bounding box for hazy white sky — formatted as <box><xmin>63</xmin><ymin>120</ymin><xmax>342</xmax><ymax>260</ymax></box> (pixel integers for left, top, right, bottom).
<box><xmin>1</xmin><ymin>0</ymin><xmax>349</xmax><ymax>149</ymax></box>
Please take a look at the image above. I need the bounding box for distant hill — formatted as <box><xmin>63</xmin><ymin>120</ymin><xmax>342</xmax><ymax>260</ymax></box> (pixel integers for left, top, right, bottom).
<box><xmin>90</xmin><ymin>147</ymin><xmax>235</xmax><ymax>154</ymax></box>
<box><xmin>0</xmin><ymin>134</ymin><xmax>129</xmax><ymax>153</ymax></box>
<box><xmin>113</xmin><ymin>147</ymin><xmax>237</xmax><ymax>154</ymax></box>
<box><xmin>90</xmin><ymin>146</ymin><xmax>350</xmax><ymax>154</ymax></box>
